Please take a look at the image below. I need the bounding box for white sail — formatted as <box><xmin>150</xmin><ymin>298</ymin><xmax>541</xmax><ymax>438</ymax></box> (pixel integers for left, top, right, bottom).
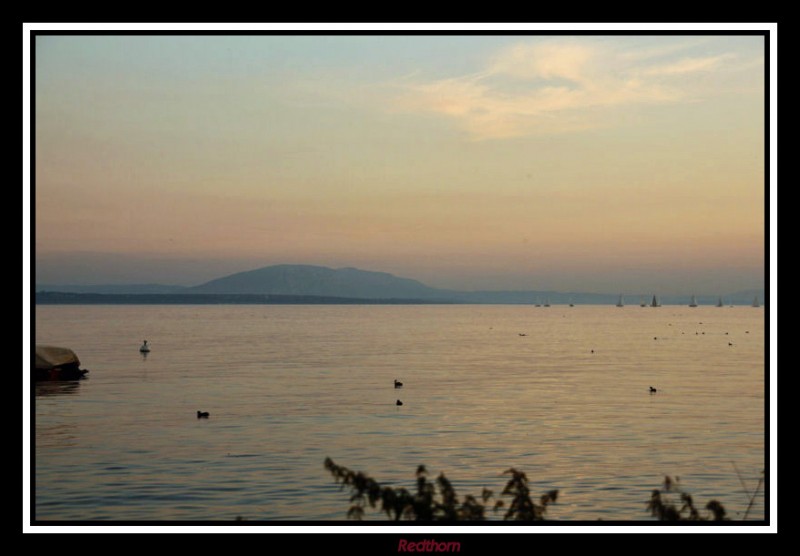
<box><xmin>616</xmin><ymin>294</ymin><xmax>624</xmax><ymax>307</ymax></box>
<box><xmin>716</xmin><ymin>296</ymin><xmax>724</xmax><ymax>307</ymax></box>
<box><xmin>689</xmin><ymin>295</ymin><xmax>698</xmax><ymax>307</ymax></box>
<box><xmin>752</xmin><ymin>295</ymin><xmax>759</xmax><ymax>307</ymax></box>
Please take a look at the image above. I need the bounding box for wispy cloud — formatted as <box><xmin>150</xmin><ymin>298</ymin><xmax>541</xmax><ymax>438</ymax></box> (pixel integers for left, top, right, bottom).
<box><xmin>640</xmin><ymin>54</ymin><xmax>734</xmax><ymax>76</ymax></box>
<box><xmin>394</xmin><ymin>40</ymin><xmax>744</xmax><ymax>140</ymax></box>
<box><xmin>487</xmin><ymin>42</ymin><xmax>595</xmax><ymax>83</ymax></box>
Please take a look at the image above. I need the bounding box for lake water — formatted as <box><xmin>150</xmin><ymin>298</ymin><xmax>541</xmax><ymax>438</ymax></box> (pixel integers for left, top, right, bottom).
<box><xmin>32</xmin><ymin>305</ymin><xmax>766</xmax><ymax>521</ymax></box>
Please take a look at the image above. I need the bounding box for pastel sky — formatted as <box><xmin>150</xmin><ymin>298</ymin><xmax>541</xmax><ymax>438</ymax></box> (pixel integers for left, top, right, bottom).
<box><xmin>33</xmin><ymin>34</ymin><xmax>766</xmax><ymax>294</ymax></box>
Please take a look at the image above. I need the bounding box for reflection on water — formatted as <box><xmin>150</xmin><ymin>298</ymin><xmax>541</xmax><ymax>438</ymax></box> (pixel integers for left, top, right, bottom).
<box><xmin>35</xmin><ymin>381</ymin><xmax>82</xmax><ymax>397</ymax></box>
<box><xmin>34</xmin><ymin>305</ymin><xmax>766</xmax><ymax>521</ymax></box>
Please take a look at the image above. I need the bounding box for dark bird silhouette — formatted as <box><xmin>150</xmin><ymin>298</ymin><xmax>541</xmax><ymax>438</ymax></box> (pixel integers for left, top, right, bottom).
<box><xmin>649</xmin><ymin>386</ymin><xmax>657</xmax><ymax>393</ymax></box>
<box><xmin>728</xmin><ymin>342</ymin><xmax>733</xmax><ymax>346</ymax></box>
<box><xmin>394</xmin><ymin>379</ymin><xmax>403</xmax><ymax>388</ymax></box>
<box><xmin>519</xmin><ymin>333</ymin><xmax>527</xmax><ymax>336</ymax></box>
<box><xmin>197</xmin><ymin>411</ymin><xmax>210</xmax><ymax>418</ymax></box>
<box><xmin>396</xmin><ymin>400</ymin><xmax>403</xmax><ymax>406</ymax></box>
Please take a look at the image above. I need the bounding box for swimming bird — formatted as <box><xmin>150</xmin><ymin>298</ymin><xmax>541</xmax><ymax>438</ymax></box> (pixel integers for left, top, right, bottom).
<box><xmin>396</xmin><ymin>400</ymin><xmax>403</xmax><ymax>406</ymax></box>
<box><xmin>139</xmin><ymin>340</ymin><xmax>150</xmax><ymax>353</ymax></box>
<box><xmin>197</xmin><ymin>411</ymin><xmax>210</xmax><ymax>418</ymax></box>
<box><xmin>519</xmin><ymin>333</ymin><xmax>527</xmax><ymax>337</ymax></box>
<box><xmin>394</xmin><ymin>379</ymin><xmax>403</xmax><ymax>388</ymax></box>
<box><xmin>649</xmin><ymin>386</ymin><xmax>657</xmax><ymax>393</ymax></box>
<box><xmin>728</xmin><ymin>342</ymin><xmax>733</xmax><ymax>346</ymax></box>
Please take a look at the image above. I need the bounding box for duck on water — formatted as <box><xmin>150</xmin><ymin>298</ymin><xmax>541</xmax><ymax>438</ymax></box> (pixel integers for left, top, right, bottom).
<box><xmin>140</xmin><ymin>340</ymin><xmax>150</xmax><ymax>353</ymax></box>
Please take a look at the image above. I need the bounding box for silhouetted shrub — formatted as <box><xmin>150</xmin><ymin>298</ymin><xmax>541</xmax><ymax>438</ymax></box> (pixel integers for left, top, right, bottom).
<box><xmin>325</xmin><ymin>459</ymin><xmax>742</xmax><ymax>521</ymax></box>
<box><xmin>647</xmin><ymin>476</ymin><xmax>728</xmax><ymax>521</ymax></box>
<box><xmin>324</xmin><ymin>457</ymin><xmax>555</xmax><ymax>521</ymax></box>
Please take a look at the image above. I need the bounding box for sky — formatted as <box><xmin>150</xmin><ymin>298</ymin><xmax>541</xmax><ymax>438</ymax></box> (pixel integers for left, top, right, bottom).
<box><xmin>32</xmin><ymin>33</ymin><xmax>767</xmax><ymax>294</ymax></box>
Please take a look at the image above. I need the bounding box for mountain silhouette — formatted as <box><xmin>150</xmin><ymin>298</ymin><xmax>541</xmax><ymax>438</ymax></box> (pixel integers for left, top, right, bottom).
<box><xmin>37</xmin><ymin>264</ymin><xmax>765</xmax><ymax>305</ymax></box>
<box><xmin>190</xmin><ymin>264</ymin><xmax>453</xmax><ymax>300</ymax></box>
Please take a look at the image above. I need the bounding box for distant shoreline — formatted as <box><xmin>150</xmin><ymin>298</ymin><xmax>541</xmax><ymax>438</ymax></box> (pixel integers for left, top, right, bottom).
<box><xmin>34</xmin><ymin>291</ymin><xmax>765</xmax><ymax>306</ymax></box>
<box><xmin>34</xmin><ymin>291</ymin><xmax>457</xmax><ymax>305</ymax></box>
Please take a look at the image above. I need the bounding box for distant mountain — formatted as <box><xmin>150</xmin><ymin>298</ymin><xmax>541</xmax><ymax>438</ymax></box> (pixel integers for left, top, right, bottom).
<box><xmin>190</xmin><ymin>264</ymin><xmax>457</xmax><ymax>300</ymax></box>
<box><xmin>35</xmin><ymin>265</ymin><xmax>766</xmax><ymax>305</ymax></box>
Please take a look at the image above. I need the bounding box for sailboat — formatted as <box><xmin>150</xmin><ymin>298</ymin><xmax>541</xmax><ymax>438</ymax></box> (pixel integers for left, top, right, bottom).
<box><xmin>543</xmin><ymin>298</ymin><xmax>550</xmax><ymax>307</ymax></box>
<box><xmin>640</xmin><ymin>297</ymin><xmax>647</xmax><ymax>307</ymax></box>
<box><xmin>568</xmin><ymin>297</ymin><xmax>574</xmax><ymax>307</ymax></box>
<box><xmin>752</xmin><ymin>295</ymin><xmax>760</xmax><ymax>307</ymax></box>
<box><xmin>650</xmin><ymin>295</ymin><xmax>660</xmax><ymax>307</ymax></box>
<box><xmin>716</xmin><ymin>296</ymin><xmax>724</xmax><ymax>308</ymax></box>
<box><xmin>616</xmin><ymin>294</ymin><xmax>624</xmax><ymax>307</ymax></box>
<box><xmin>689</xmin><ymin>295</ymin><xmax>698</xmax><ymax>307</ymax></box>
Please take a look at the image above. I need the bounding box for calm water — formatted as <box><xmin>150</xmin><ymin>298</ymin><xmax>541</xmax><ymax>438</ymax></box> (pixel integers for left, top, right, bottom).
<box><xmin>33</xmin><ymin>305</ymin><xmax>765</xmax><ymax>521</ymax></box>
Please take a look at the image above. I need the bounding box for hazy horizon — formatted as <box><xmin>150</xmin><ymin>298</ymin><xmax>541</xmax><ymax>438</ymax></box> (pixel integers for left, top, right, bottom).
<box><xmin>34</xmin><ymin>259</ymin><xmax>764</xmax><ymax>298</ymax></box>
<box><xmin>34</xmin><ymin>34</ymin><xmax>766</xmax><ymax>294</ymax></box>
